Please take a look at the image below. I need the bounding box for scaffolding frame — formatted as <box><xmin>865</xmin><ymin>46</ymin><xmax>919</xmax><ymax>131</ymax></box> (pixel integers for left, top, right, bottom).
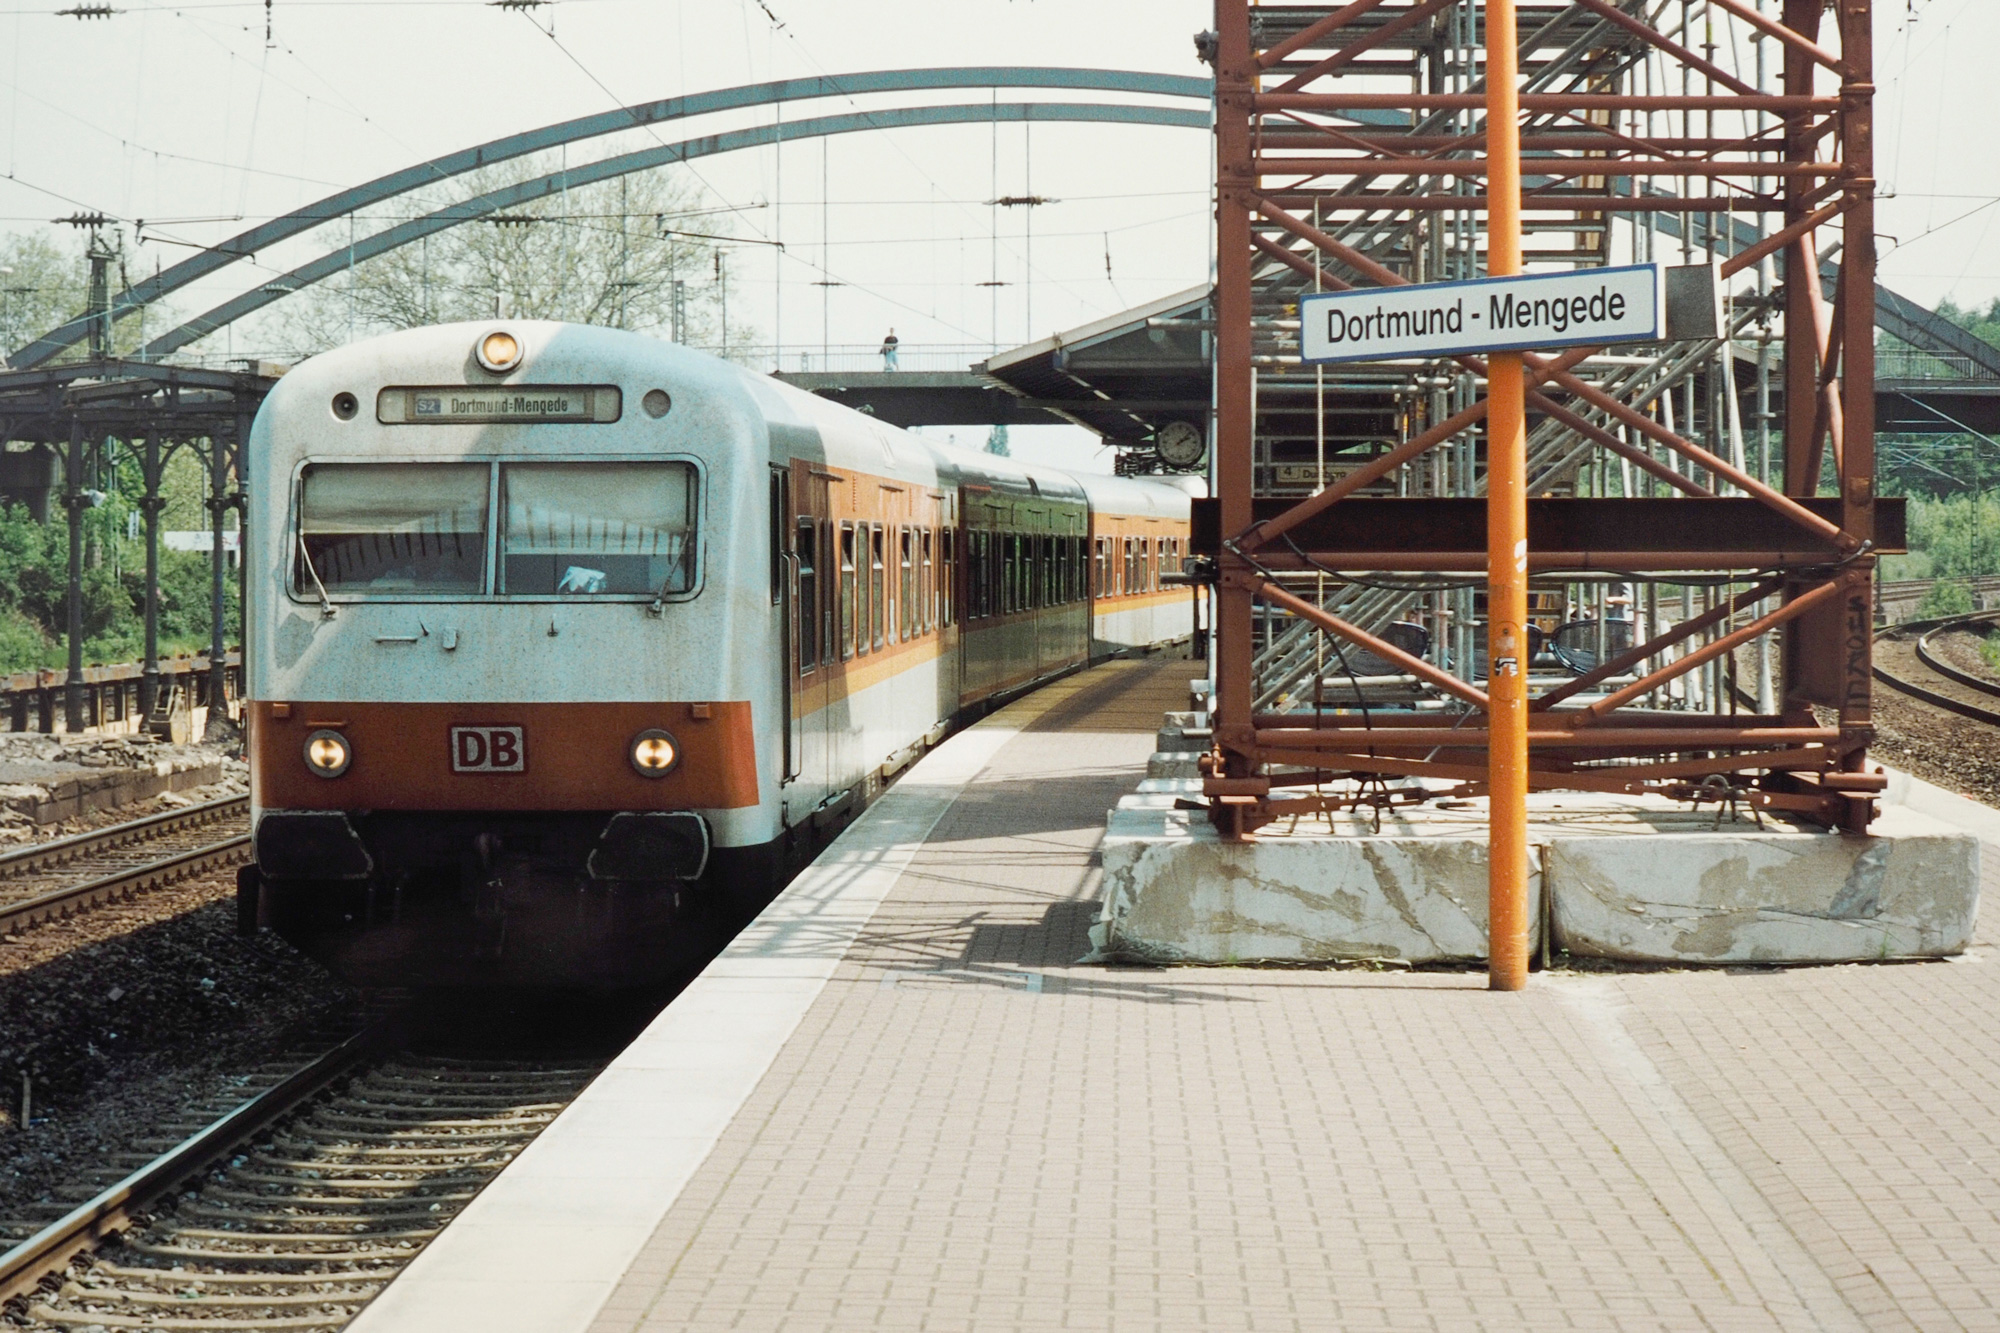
<box><xmin>1205</xmin><ymin>0</ymin><xmax>1883</xmax><ymax>835</ymax></box>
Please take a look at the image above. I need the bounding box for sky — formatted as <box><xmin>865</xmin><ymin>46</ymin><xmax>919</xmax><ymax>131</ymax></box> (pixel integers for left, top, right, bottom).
<box><xmin>0</xmin><ymin>0</ymin><xmax>1994</xmax><ymax>472</ymax></box>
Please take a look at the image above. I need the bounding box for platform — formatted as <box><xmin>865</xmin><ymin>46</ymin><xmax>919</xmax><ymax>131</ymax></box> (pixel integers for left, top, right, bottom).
<box><xmin>351</xmin><ymin>658</ymin><xmax>2000</xmax><ymax>1333</ymax></box>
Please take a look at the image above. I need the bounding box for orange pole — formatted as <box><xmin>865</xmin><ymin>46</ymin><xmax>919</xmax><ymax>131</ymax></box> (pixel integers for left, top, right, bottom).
<box><xmin>1485</xmin><ymin>0</ymin><xmax>1530</xmax><ymax>991</ymax></box>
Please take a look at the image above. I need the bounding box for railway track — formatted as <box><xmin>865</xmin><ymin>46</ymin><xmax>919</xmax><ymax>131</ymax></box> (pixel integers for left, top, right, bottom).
<box><xmin>0</xmin><ymin>1023</ymin><xmax>602</xmax><ymax>1331</ymax></box>
<box><xmin>0</xmin><ymin>796</ymin><xmax>249</xmax><ymax>937</ymax></box>
<box><xmin>1874</xmin><ymin>613</ymin><xmax>2000</xmax><ymax>727</ymax></box>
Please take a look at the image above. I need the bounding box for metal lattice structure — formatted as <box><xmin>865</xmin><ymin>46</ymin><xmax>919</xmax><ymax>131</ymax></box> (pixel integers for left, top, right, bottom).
<box><xmin>1204</xmin><ymin>0</ymin><xmax>1886</xmax><ymax>834</ymax></box>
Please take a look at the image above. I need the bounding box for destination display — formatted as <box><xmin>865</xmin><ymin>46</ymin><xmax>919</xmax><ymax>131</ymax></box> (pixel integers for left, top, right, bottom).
<box><xmin>1299</xmin><ymin>263</ymin><xmax>1663</xmax><ymax>364</ymax></box>
<box><xmin>376</xmin><ymin>385</ymin><xmax>623</xmax><ymax>424</ymax></box>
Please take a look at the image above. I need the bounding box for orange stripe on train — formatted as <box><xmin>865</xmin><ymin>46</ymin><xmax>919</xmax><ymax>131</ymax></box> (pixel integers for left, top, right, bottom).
<box><xmin>251</xmin><ymin>701</ymin><xmax>760</xmax><ymax>812</ymax></box>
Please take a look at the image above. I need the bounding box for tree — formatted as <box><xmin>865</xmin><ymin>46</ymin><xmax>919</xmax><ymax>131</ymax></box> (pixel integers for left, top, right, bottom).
<box><xmin>0</xmin><ymin>233</ymin><xmax>84</xmax><ymax>366</ymax></box>
<box><xmin>985</xmin><ymin>424</ymin><xmax>1011</xmax><ymax>457</ymax></box>
<box><xmin>1935</xmin><ymin>297</ymin><xmax>2000</xmax><ymax>350</ymax></box>
<box><xmin>1</xmin><ymin>227</ymin><xmax>185</xmax><ymax>366</ymax></box>
<box><xmin>250</xmin><ymin>158</ymin><xmax>750</xmax><ymax>359</ymax></box>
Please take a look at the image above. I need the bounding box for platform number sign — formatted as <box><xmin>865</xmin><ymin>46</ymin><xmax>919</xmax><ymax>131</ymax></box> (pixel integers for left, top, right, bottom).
<box><xmin>451</xmin><ymin>725</ymin><xmax>526</xmax><ymax>774</ymax></box>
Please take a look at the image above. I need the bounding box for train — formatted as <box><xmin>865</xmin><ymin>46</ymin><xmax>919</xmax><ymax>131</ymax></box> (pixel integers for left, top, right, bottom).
<box><xmin>237</xmin><ymin>320</ymin><xmax>1196</xmax><ymax>986</ymax></box>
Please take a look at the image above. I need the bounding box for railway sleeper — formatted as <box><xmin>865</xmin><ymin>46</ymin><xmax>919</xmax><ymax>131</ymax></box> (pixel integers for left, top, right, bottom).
<box><xmin>56</xmin><ymin>1285</ymin><xmax>374</xmax><ymax>1310</ymax></box>
<box><xmin>273</xmin><ymin>1122</ymin><xmax>549</xmax><ymax>1145</ymax></box>
<box><xmin>202</xmin><ymin>1184</ymin><xmax>478</xmax><ymax>1207</ymax></box>
<box><xmin>242</xmin><ymin>1152</ymin><xmax>509</xmax><ymax>1175</ymax></box>
<box><xmin>123</xmin><ymin>1238</ymin><xmax>428</xmax><ymax>1265</ymax></box>
<box><xmin>172</xmin><ymin>1202</ymin><xmax>462</xmax><ymax>1228</ymax></box>
<box><xmin>30</xmin><ymin>1304</ymin><xmax>350</xmax><ymax>1330</ymax></box>
<box><xmin>336</xmin><ymin>1082</ymin><xmax>577</xmax><ymax>1099</ymax></box>
<box><xmin>148</xmin><ymin>1224</ymin><xmax>444</xmax><ymax>1245</ymax></box>
<box><xmin>261</xmin><ymin>1135</ymin><xmax>526</xmax><ymax>1158</ymax></box>
<box><xmin>312</xmin><ymin>1096</ymin><xmax>564</xmax><ymax>1120</ymax></box>
<box><xmin>361</xmin><ymin>1067</ymin><xmax>591</xmax><ymax>1085</ymax></box>
<box><xmin>88</xmin><ymin>1261</ymin><xmax>401</xmax><ymax>1287</ymax></box>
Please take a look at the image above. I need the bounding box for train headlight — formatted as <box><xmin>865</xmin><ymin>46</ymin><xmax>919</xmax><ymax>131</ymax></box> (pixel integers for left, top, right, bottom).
<box><xmin>629</xmin><ymin>729</ymin><xmax>680</xmax><ymax>777</ymax></box>
<box><xmin>476</xmin><ymin>329</ymin><xmax>522</xmax><ymax>373</ymax></box>
<box><xmin>304</xmin><ymin>729</ymin><xmax>352</xmax><ymax>779</ymax></box>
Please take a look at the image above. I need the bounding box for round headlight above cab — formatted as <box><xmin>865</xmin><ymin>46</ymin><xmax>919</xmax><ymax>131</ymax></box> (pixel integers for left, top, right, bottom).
<box><xmin>476</xmin><ymin>329</ymin><xmax>522</xmax><ymax>373</ymax></box>
<box><xmin>304</xmin><ymin>729</ymin><xmax>351</xmax><ymax>779</ymax></box>
<box><xmin>630</xmin><ymin>729</ymin><xmax>679</xmax><ymax>777</ymax></box>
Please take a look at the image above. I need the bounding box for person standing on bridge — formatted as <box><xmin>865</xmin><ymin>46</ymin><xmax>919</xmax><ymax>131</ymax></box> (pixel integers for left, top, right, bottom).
<box><xmin>880</xmin><ymin>328</ymin><xmax>900</xmax><ymax>371</ymax></box>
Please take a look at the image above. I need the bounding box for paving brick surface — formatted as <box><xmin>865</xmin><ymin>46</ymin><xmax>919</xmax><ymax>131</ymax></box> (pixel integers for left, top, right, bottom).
<box><xmin>588</xmin><ymin>660</ymin><xmax>2000</xmax><ymax>1332</ymax></box>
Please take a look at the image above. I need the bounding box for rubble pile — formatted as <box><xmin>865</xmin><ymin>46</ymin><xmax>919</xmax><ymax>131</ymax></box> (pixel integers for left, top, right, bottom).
<box><xmin>0</xmin><ymin>732</ymin><xmax>247</xmax><ymax>837</ymax></box>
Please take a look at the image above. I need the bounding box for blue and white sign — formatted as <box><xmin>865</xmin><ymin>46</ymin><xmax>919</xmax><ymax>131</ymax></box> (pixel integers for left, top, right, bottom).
<box><xmin>1299</xmin><ymin>263</ymin><xmax>1663</xmax><ymax>364</ymax></box>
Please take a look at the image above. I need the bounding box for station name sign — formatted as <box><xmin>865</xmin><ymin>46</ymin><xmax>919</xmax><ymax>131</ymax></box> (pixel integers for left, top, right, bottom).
<box><xmin>1300</xmin><ymin>263</ymin><xmax>1663</xmax><ymax>364</ymax></box>
<box><xmin>376</xmin><ymin>385</ymin><xmax>623</xmax><ymax>424</ymax></box>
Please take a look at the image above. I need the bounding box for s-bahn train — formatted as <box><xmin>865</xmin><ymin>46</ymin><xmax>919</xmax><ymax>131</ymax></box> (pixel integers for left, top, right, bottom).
<box><xmin>238</xmin><ymin>320</ymin><xmax>1195</xmax><ymax>986</ymax></box>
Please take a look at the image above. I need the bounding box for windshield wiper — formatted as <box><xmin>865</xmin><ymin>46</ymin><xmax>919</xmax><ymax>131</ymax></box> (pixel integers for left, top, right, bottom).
<box><xmin>298</xmin><ymin>534</ymin><xmax>337</xmax><ymax>618</ymax></box>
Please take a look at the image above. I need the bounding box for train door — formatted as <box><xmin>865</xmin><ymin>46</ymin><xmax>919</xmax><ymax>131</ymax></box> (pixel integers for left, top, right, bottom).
<box><xmin>786</xmin><ymin>469</ymin><xmax>835</xmax><ymax>819</ymax></box>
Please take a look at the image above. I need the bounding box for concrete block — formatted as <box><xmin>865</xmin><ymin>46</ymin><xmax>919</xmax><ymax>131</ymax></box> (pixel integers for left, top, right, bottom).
<box><xmin>1091</xmin><ymin>800</ymin><xmax>1541</xmax><ymax>964</ymax></box>
<box><xmin>1155</xmin><ymin>726</ymin><xmax>1212</xmax><ymax>752</ymax></box>
<box><xmin>1551</xmin><ymin>804</ymin><xmax>1979</xmax><ymax>963</ymax></box>
<box><xmin>1146</xmin><ymin>751</ymin><xmax>1204</xmax><ymax>779</ymax></box>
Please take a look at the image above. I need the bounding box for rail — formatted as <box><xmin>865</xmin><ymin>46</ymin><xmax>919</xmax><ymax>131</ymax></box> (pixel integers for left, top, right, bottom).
<box><xmin>1876</xmin><ymin>577</ymin><xmax>2000</xmax><ymax>624</ymax></box>
<box><xmin>1872</xmin><ymin>613</ymin><xmax>2000</xmax><ymax>727</ymax></box>
<box><xmin>0</xmin><ymin>1023</ymin><xmax>391</xmax><ymax>1306</ymax></box>
<box><xmin>0</xmin><ymin>796</ymin><xmax>250</xmax><ymax>936</ymax></box>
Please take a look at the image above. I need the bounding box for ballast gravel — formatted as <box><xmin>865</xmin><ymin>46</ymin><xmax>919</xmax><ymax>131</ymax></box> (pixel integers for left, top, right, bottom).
<box><xmin>0</xmin><ymin>869</ymin><xmax>356</xmax><ymax>1231</ymax></box>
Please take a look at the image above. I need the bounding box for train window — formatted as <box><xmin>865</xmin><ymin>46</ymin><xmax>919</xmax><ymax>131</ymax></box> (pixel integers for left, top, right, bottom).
<box><xmin>921</xmin><ymin>529</ymin><xmax>935</xmax><ymax>631</ymax></box>
<box><xmin>981</xmin><ymin>532</ymin><xmax>995</xmax><ymax>618</ymax></box>
<box><xmin>795</xmin><ymin>518</ymin><xmax>817</xmax><ymax>674</ymax></box>
<box><xmin>1092</xmin><ymin>537</ymin><xmax>1107</xmax><ymax>599</ymax></box>
<box><xmin>900</xmin><ymin>529</ymin><xmax>916</xmax><ymax>641</ymax></box>
<box><xmin>994</xmin><ymin>533</ymin><xmax>1006</xmax><ymax>616</ymax></box>
<box><xmin>966</xmin><ymin>532</ymin><xmax>980</xmax><ymax>620</ymax></box>
<box><xmin>993</xmin><ymin>533</ymin><xmax>1005</xmax><ymax>617</ymax></box>
<box><xmin>820</xmin><ymin>520</ymin><xmax>834</xmax><ymax>661</ymax></box>
<box><xmin>839</xmin><ymin>523</ymin><xmax>857</xmax><ymax>660</ymax></box>
<box><xmin>498</xmin><ymin>463</ymin><xmax>696</xmax><ymax>596</ymax></box>
<box><xmin>870</xmin><ymin>525</ymin><xmax>887</xmax><ymax>651</ymax></box>
<box><xmin>856</xmin><ymin>525</ymin><xmax>871</xmax><ymax>655</ymax></box>
<box><xmin>769</xmin><ymin>471</ymin><xmax>787</xmax><ymax>606</ymax></box>
<box><xmin>1004</xmin><ymin>534</ymin><xmax>1019</xmax><ymax>615</ymax></box>
<box><xmin>942</xmin><ymin>529</ymin><xmax>956</xmax><ymax>626</ymax></box>
<box><xmin>295</xmin><ymin>462</ymin><xmax>488</xmax><ymax>597</ymax></box>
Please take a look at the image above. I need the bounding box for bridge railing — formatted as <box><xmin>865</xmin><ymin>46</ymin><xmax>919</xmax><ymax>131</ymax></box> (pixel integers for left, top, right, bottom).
<box><xmin>0</xmin><ymin>653</ymin><xmax>242</xmax><ymax>736</ymax></box>
<box><xmin>1876</xmin><ymin>347</ymin><xmax>2000</xmax><ymax>382</ymax></box>
<box><xmin>714</xmin><ymin>344</ymin><xmax>999</xmax><ymax>375</ymax></box>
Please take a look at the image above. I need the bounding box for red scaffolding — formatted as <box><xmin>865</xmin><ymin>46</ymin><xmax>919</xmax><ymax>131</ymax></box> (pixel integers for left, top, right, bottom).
<box><xmin>1203</xmin><ymin>0</ymin><xmax>1887</xmax><ymax>836</ymax></box>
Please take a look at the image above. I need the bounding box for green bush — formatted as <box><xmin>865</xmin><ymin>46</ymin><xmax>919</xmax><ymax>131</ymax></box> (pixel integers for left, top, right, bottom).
<box><xmin>1919</xmin><ymin>579</ymin><xmax>1975</xmax><ymax>619</ymax></box>
<box><xmin>1905</xmin><ymin>494</ymin><xmax>2000</xmax><ymax>579</ymax></box>
<box><xmin>0</xmin><ymin>498</ymin><xmax>238</xmax><ymax>674</ymax></box>
<box><xmin>0</xmin><ymin>608</ymin><xmax>53</xmax><ymax>674</ymax></box>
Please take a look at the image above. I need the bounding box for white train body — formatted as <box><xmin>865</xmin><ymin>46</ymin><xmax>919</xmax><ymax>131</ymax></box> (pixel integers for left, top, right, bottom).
<box><xmin>243</xmin><ymin>321</ymin><xmax>1192</xmax><ymax>985</ymax></box>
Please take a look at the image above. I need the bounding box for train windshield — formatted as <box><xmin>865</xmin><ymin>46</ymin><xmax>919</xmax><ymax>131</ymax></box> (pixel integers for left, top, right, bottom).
<box><xmin>295</xmin><ymin>463</ymin><xmax>488</xmax><ymax>596</ymax></box>
<box><xmin>499</xmin><ymin>462</ymin><xmax>696</xmax><ymax>596</ymax></box>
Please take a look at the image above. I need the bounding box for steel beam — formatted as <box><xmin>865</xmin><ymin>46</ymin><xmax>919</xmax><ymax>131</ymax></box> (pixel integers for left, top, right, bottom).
<box><xmin>7</xmin><ymin>67</ymin><xmax>1211</xmax><ymax>369</ymax></box>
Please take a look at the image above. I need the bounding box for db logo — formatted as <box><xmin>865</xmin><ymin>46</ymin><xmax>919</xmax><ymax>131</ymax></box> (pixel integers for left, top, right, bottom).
<box><xmin>450</xmin><ymin>725</ymin><xmax>526</xmax><ymax>774</ymax></box>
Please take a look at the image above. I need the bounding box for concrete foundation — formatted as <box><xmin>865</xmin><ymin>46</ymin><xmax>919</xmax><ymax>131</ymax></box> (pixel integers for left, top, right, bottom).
<box><xmin>1093</xmin><ymin>783</ymin><xmax>1981</xmax><ymax>967</ymax></box>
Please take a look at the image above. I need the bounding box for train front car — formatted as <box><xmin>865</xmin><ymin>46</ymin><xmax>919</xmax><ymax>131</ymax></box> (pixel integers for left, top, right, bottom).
<box><xmin>243</xmin><ymin>322</ymin><xmax>784</xmax><ymax>987</ymax></box>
